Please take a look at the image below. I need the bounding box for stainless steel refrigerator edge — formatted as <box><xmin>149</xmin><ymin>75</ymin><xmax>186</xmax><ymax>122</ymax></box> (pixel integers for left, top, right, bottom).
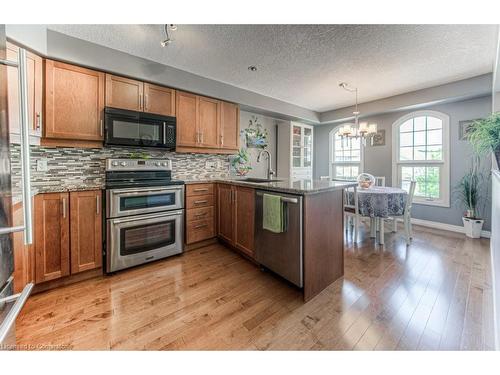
<box><xmin>0</xmin><ymin>25</ymin><xmax>34</xmax><ymax>349</ymax></box>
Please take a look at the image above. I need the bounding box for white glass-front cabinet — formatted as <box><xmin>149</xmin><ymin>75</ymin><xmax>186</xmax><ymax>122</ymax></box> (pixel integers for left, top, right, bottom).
<box><xmin>277</xmin><ymin>122</ymin><xmax>314</xmax><ymax>179</ymax></box>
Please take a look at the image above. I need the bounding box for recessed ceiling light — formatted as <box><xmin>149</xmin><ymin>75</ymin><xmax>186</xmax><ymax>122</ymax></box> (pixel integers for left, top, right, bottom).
<box><xmin>248</xmin><ymin>66</ymin><xmax>257</xmax><ymax>72</ymax></box>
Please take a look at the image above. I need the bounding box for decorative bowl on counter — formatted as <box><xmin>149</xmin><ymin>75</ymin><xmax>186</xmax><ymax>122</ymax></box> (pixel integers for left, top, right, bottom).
<box><xmin>357</xmin><ymin>173</ymin><xmax>375</xmax><ymax>189</ymax></box>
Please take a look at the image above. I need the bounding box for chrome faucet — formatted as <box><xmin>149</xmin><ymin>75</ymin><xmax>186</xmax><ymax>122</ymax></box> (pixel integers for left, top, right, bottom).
<box><xmin>257</xmin><ymin>149</ymin><xmax>275</xmax><ymax>180</ymax></box>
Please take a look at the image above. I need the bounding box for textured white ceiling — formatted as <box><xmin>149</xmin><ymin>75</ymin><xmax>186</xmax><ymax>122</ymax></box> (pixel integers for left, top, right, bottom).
<box><xmin>47</xmin><ymin>24</ymin><xmax>498</xmax><ymax>112</ymax></box>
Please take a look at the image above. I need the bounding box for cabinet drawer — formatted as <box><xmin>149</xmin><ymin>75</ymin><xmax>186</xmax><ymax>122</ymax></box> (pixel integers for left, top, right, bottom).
<box><xmin>186</xmin><ymin>183</ymin><xmax>214</xmax><ymax>197</ymax></box>
<box><xmin>187</xmin><ymin>206</ymin><xmax>214</xmax><ymax>222</ymax></box>
<box><xmin>186</xmin><ymin>218</ymin><xmax>215</xmax><ymax>244</ymax></box>
<box><xmin>186</xmin><ymin>194</ymin><xmax>214</xmax><ymax>209</ymax></box>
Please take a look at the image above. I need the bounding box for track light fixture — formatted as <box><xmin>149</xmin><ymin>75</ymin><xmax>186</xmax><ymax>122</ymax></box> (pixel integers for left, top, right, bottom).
<box><xmin>161</xmin><ymin>24</ymin><xmax>177</xmax><ymax>47</ymax></box>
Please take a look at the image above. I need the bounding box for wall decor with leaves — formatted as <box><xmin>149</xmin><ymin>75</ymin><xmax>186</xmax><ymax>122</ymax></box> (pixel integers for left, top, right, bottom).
<box><xmin>242</xmin><ymin>115</ymin><xmax>269</xmax><ymax>149</ymax></box>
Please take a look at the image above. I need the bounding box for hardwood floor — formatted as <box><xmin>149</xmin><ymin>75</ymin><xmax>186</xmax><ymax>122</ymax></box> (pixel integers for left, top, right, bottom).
<box><xmin>16</xmin><ymin>224</ymin><xmax>495</xmax><ymax>350</ymax></box>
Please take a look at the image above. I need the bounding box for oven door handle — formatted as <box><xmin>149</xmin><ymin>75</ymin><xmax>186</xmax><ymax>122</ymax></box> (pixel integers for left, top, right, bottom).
<box><xmin>111</xmin><ymin>187</ymin><xmax>183</xmax><ymax>196</ymax></box>
<box><xmin>111</xmin><ymin>210</ymin><xmax>184</xmax><ymax>224</ymax></box>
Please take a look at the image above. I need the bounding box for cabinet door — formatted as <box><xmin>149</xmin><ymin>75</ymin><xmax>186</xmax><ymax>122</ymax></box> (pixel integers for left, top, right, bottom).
<box><xmin>176</xmin><ymin>91</ymin><xmax>199</xmax><ymax>147</ymax></box>
<box><xmin>198</xmin><ymin>96</ymin><xmax>220</xmax><ymax>148</ymax></box>
<box><xmin>216</xmin><ymin>184</ymin><xmax>234</xmax><ymax>244</ymax></box>
<box><xmin>12</xmin><ymin>201</ymin><xmax>34</xmax><ymax>293</ymax></box>
<box><xmin>6</xmin><ymin>42</ymin><xmax>43</xmax><ymax>137</ymax></box>
<box><xmin>70</xmin><ymin>190</ymin><xmax>103</xmax><ymax>274</ymax></box>
<box><xmin>45</xmin><ymin>60</ymin><xmax>105</xmax><ymax>141</ymax></box>
<box><xmin>234</xmin><ymin>186</ymin><xmax>255</xmax><ymax>257</ymax></box>
<box><xmin>105</xmin><ymin>74</ymin><xmax>144</xmax><ymax>111</ymax></box>
<box><xmin>35</xmin><ymin>193</ymin><xmax>70</xmax><ymax>283</ymax></box>
<box><xmin>220</xmin><ymin>101</ymin><xmax>239</xmax><ymax>150</ymax></box>
<box><xmin>144</xmin><ymin>83</ymin><xmax>175</xmax><ymax>116</ymax></box>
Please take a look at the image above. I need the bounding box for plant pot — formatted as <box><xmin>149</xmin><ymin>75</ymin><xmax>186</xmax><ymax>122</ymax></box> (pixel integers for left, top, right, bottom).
<box><xmin>462</xmin><ymin>217</ymin><xmax>484</xmax><ymax>239</ymax></box>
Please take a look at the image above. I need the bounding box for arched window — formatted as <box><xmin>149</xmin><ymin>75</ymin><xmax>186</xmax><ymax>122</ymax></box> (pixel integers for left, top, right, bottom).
<box><xmin>329</xmin><ymin>124</ymin><xmax>363</xmax><ymax>180</ymax></box>
<box><xmin>392</xmin><ymin>110</ymin><xmax>450</xmax><ymax>207</ymax></box>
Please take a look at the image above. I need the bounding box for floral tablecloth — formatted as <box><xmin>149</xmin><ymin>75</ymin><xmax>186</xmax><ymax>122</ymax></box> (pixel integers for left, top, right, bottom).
<box><xmin>348</xmin><ymin>186</ymin><xmax>408</xmax><ymax>218</ymax></box>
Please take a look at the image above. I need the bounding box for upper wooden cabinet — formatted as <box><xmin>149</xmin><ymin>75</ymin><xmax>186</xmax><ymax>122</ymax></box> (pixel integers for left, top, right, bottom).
<box><xmin>198</xmin><ymin>96</ymin><xmax>220</xmax><ymax>148</ymax></box>
<box><xmin>176</xmin><ymin>91</ymin><xmax>199</xmax><ymax>147</ymax></box>
<box><xmin>44</xmin><ymin>60</ymin><xmax>105</xmax><ymax>143</ymax></box>
<box><xmin>105</xmin><ymin>74</ymin><xmax>176</xmax><ymax>116</ymax></box>
<box><xmin>144</xmin><ymin>83</ymin><xmax>176</xmax><ymax>116</ymax></box>
<box><xmin>176</xmin><ymin>90</ymin><xmax>239</xmax><ymax>154</ymax></box>
<box><xmin>105</xmin><ymin>74</ymin><xmax>144</xmax><ymax>111</ymax></box>
<box><xmin>6</xmin><ymin>42</ymin><xmax>43</xmax><ymax>142</ymax></box>
<box><xmin>220</xmin><ymin>101</ymin><xmax>240</xmax><ymax>151</ymax></box>
<box><xmin>70</xmin><ymin>190</ymin><xmax>103</xmax><ymax>274</ymax></box>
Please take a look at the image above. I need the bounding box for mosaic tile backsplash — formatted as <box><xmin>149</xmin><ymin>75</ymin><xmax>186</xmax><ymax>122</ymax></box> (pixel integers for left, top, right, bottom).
<box><xmin>10</xmin><ymin>144</ymin><xmax>231</xmax><ymax>194</ymax></box>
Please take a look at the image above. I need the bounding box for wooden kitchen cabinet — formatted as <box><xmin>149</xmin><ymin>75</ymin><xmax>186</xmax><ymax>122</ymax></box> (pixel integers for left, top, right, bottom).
<box><xmin>44</xmin><ymin>60</ymin><xmax>105</xmax><ymax>146</ymax></box>
<box><xmin>12</xmin><ymin>200</ymin><xmax>34</xmax><ymax>293</ymax></box>
<box><xmin>144</xmin><ymin>83</ymin><xmax>176</xmax><ymax>116</ymax></box>
<box><xmin>197</xmin><ymin>96</ymin><xmax>220</xmax><ymax>148</ymax></box>
<box><xmin>70</xmin><ymin>190</ymin><xmax>103</xmax><ymax>274</ymax></box>
<box><xmin>176</xmin><ymin>91</ymin><xmax>199</xmax><ymax>147</ymax></box>
<box><xmin>105</xmin><ymin>74</ymin><xmax>144</xmax><ymax>111</ymax></box>
<box><xmin>185</xmin><ymin>183</ymin><xmax>216</xmax><ymax>245</ymax></box>
<box><xmin>176</xmin><ymin>90</ymin><xmax>239</xmax><ymax>154</ymax></box>
<box><xmin>6</xmin><ymin>42</ymin><xmax>43</xmax><ymax>143</ymax></box>
<box><xmin>220</xmin><ymin>101</ymin><xmax>240</xmax><ymax>151</ymax></box>
<box><xmin>216</xmin><ymin>184</ymin><xmax>255</xmax><ymax>257</ymax></box>
<box><xmin>34</xmin><ymin>191</ymin><xmax>103</xmax><ymax>284</ymax></box>
<box><xmin>34</xmin><ymin>193</ymin><xmax>70</xmax><ymax>283</ymax></box>
<box><xmin>233</xmin><ymin>186</ymin><xmax>255</xmax><ymax>257</ymax></box>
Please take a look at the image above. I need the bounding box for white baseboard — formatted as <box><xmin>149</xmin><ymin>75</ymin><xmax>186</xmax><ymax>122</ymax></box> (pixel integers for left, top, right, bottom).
<box><xmin>391</xmin><ymin>217</ymin><xmax>491</xmax><ymax>238</ymax></box>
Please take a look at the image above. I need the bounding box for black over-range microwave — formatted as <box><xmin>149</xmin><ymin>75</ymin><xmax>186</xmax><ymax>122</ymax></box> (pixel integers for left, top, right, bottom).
<box><xmin>104</xmin><ymin>107</ymin><xmax>176</xmax><ymax>149</ymax></box>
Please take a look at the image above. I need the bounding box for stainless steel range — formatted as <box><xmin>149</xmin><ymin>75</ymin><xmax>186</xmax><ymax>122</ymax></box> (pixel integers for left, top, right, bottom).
<box><xmin>105</xmin><ymin>158</ymin><xmax>184</xmax><ymax>273</ymax></box>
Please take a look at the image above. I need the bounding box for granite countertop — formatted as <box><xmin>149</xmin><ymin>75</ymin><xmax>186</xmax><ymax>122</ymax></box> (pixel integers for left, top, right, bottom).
<box><xmin>184</xmin><ymin>177</ymin><xmax>356</xmax><ymax>195</ymax></box>
<box><xmin>34</xmin><ymin>184</ymin><xmax>105</xmax><ymax>194</ymax></box>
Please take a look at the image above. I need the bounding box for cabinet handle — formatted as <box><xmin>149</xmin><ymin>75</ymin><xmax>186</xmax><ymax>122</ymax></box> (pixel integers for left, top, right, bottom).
<box><xmin>96</xmin><ymin>195</ymin><xmax>100</xmax><ymax>215</ymax></box>
<box><xmin>100</xmin><ymin>119</ymin><xmax>104</xmax><ymax>137</ymax></box>
<box><xmin>144</xmin><ymin>94</ymin><xmax>148</xmax><ymax>110</ymax></box>
<box><xmin>193</xmin><ymin>188</ymin><xmax>208</xmax><ymax>192</ymax></box>
<box><xmin>195</xmin><ymin>212</ymin><xmax>207</xmax><ymax>218</ymax></box>
<box><xmin>194</xmin><ymin>224</ymin><xmax>208</xmax><ymax>229</ymax></box>
<box><xmin>139</xmin><ymin>93</ymin><xmax>143</xmax><ymax>110</ymax></box>
<box><xmin>35</xmin><ymin>112</ymin><xmax>41</xmax><ymax>131</ymax></box>
<box><xmin>220</xmin><ymin>134</ymin><xmax>224</xmax><ymax>147</ymax></box>
<box><xmin>194</xmin><ymin>200</ymin><xmax>208</xmax><ymax>205</ymax></box>
<box><xmin>62</xmin><ymin>198</ymin><xmax>67</xmax><ymax>219</ymax></box>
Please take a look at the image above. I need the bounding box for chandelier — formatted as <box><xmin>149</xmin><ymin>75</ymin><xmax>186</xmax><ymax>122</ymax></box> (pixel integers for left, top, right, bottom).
<box><xmin>338</xmin><ymin>82</ymin><xmax>377</xmax><ymax>145</ymax></box>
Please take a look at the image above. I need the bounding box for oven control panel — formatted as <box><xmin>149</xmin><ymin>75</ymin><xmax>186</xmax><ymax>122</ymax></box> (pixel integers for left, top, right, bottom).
<box><xmin>106</xmin><ymin>158</ymin><xmax>172</xmax><ymax>171</ymax></box>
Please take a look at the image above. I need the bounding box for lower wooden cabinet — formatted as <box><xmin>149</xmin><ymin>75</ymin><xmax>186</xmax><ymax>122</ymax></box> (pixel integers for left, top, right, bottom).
<box><xmin>216</xmin><ymin>183</ymin><xmax>255</xmax><ymax>257</ymax></box>
<box><xmin>70</xmin><ymin>191</ymin><xmax>103</xmax><ymax>273</ymax></box>
<box><xmin>34</xmin><ymin>190</ymin><xmax>102</xmax><ymax>284</ymax></box>
<box><xmin>12</xmin><ymin>200</ymin><xmax>35</xmax><ymax>293</ymax></box>
<box><xmin>185</xmin><ymin>183</ymin><xmax>216</xmax><ymax>245</ymax></box>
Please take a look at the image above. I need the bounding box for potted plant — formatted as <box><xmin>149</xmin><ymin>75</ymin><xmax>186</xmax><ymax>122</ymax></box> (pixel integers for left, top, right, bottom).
<box><xmin>454</xmin><ymin>157</ymin><xmax>487</xmax><ymax>238</ymax></box>
<box><xmin>230</xmin><ymin>148</ymin><xmax>253</xmax><ymax>176</ymax></box>
<box><xmin>468</xmin><ymin>112</ymin><xmax>500</xmax><ymax>166</ymax></box>
<box><xmin>242</xmin><ymin>115</ymin><xmax>269</xmax><ymax>149</ymax></box>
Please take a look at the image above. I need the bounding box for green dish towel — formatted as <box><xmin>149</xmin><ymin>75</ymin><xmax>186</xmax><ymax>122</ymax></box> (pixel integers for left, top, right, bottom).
<box><xmin>263</xmin><ymin>193</ymin><xmax>284</xmax><ymax>233</ymax></box>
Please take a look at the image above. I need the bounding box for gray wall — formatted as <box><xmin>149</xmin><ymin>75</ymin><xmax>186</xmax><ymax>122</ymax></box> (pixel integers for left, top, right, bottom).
<box><xmin>238</xmin><ymin>111</ymin><xmax>284</xmax><ymax>178</ymax></box>
<box><xmin>314</xmin><ymin>95</ymin><xmax>493</xmax><ymax>230</ymax></box>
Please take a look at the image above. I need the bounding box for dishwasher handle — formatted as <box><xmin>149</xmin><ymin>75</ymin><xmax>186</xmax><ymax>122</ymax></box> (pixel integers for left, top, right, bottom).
<box><xmin>255</xmin><ymin>191</ymin><xmax>299</xmax><ymax>204</ymax></box>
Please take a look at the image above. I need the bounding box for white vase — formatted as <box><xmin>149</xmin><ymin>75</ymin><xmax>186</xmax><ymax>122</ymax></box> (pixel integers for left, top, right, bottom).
<box><xmin>462</xmin><ymin>217</ymin><xmax>484</xmax><ymax>239</ymax></box>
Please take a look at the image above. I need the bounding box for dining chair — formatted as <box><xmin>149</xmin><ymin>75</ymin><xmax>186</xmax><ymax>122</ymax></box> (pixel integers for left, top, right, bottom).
<box><xmin>374</xmin><ymin>176</ymin><xmax>386</xmax><ymax>186</ymax></box>
<box><xmin>390</xmin><ymin>180</ymin><xmax>416</xmax><ymax>245</ymax></box>
<box><xmin>342</xmin><ymin>184</ymin><xmax>360</xmax><ymax>243</ymax></box>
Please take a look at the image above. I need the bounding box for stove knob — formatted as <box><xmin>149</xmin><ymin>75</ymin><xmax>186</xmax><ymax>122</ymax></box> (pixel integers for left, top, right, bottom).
<box><xmin>112</xmin><ymin>161</ymin><xmax>119</xmax><ymax>166</ymax></box>
<box><xmin>120</xmin><ymin>162</ymin><xmax>127</xmax><ymax>167</ymax></box>
<box><xmin>161</xmin><ymin>162</ymin><xmax>167</xmax><ymax>166</ymax></box>
<box><xmin>155</xmin><ymin>162</ymin><xmax>161</xmax><ymax>166</ymax></box>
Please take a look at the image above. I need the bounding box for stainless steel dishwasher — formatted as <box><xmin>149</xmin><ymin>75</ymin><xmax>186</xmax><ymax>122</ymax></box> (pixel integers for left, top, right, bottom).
<box><xmin>255</xmin><ymin>190</ymin><xmax>303</xmax><ymax>287</ymax></box>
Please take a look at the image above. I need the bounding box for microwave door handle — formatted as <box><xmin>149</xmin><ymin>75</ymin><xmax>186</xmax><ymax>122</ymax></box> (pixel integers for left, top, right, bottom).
<box><xmin>163</xmin><ymin>122</ymin><xmax>167</xmax><ymax>144</ymax></box>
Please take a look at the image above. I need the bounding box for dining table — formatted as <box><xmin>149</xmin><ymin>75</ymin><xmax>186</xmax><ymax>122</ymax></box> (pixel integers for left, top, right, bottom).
<box><xmin>348</xmin><ymin>185</ymin><xmax>408</xmax><ymax>245</ymax></box>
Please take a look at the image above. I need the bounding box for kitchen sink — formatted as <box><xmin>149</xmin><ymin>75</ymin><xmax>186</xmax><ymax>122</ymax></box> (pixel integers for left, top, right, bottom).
<box><xmin>237</xmin><ymin>177</ymin><xmax>283</xmax><ymax>183</ymax></box>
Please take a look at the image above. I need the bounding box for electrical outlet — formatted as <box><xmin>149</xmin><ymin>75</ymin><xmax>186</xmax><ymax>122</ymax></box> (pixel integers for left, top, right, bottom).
<box><xmin>36</xmin><ymin>159</ymin><xmax>48</xmax><ymax>172</ymax></box>
<box><xmin>205</xmin><ymin>161</ymin><xmax>217</xmax><ymax>169</ymax></box>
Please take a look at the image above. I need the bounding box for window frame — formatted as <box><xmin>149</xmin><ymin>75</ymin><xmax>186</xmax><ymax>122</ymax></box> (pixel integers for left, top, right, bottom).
<box><xmin>391</xmin><ymin>110</ymin><xmax>450</xmax><ymax>207</ymax></box>
<box><xmin>329</xmin><ymin>123</ymin><xmax>364</xmax><ymax>181</ymax></box>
